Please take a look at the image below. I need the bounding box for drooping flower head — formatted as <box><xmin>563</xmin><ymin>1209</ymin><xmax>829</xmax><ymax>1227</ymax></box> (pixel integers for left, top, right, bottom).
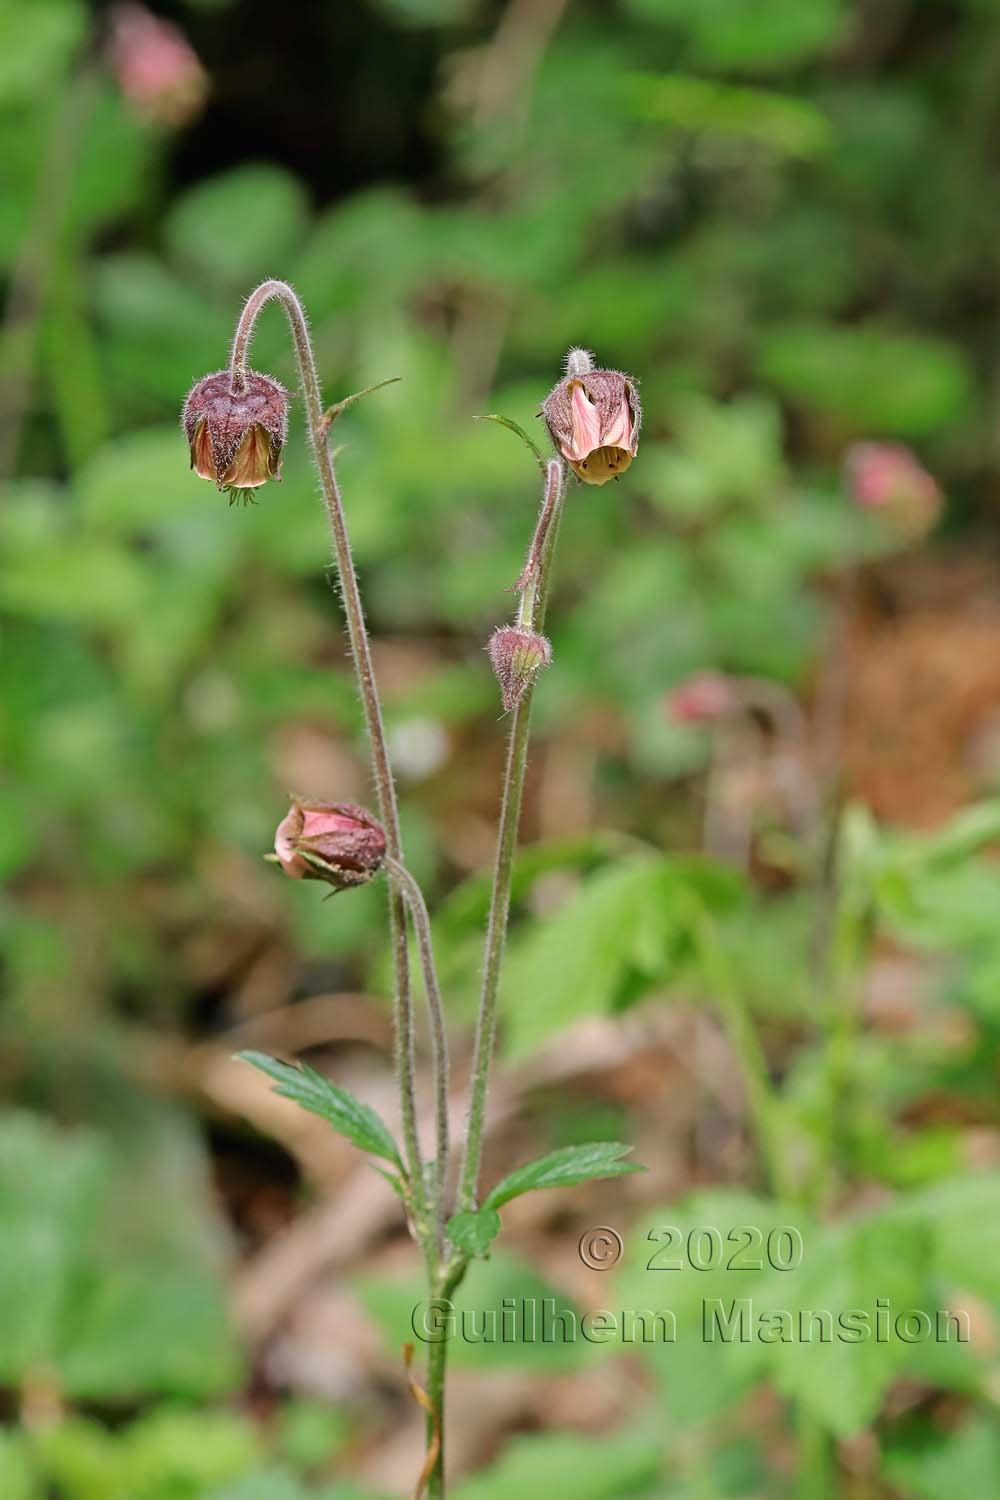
<box><xmin>182</xmin><ymin>370</ymin><xmax>289</xmax><ymax>502</ymax></box>
<box><xmin>273</xmin><ymin>799</ymin><xmax>386</xmax><ymax>891</ymax></box>
<box><xmin>542</xmin><ymin>352</ymin><xmax>641</xmax><ymax>485</ymax></box>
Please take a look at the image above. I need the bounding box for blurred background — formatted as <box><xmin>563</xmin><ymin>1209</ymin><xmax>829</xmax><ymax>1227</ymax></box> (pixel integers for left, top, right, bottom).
<box><xmin>5</xmin><ymin>0</ymin><xmax>1000</xmax><ymax>1495</ymax></box>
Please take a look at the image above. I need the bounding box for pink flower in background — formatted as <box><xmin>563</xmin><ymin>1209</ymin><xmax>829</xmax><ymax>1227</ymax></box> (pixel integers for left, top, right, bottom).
<box><xmin>107</xmin><ymin>4</ymin><xmax>209</xmax><ymax>128</ymax></box>
<box><xmin>844</xmin><ymin>442</ymin><xmax>942</xmax><ymax>539</ymax></box>
<box><xmin>665</xmin><ymin>670</ymin><xmax>737</xmax><ymax>726</ymax></box>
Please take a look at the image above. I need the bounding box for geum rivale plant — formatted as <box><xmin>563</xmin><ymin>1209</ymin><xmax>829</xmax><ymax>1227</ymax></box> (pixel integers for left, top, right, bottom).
<box><xmin>182</xmin><ymin>281</ymin><xmax>643</xmax><ymax>1497</ymax></box>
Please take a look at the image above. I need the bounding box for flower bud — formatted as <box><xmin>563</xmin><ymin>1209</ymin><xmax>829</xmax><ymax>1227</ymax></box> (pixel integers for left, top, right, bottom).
<box><xmin>542</xmin><ymin>362</ymin><xmax>641</xmax><ymax>485</ymax></box>
<box><xmin>182</xmin><ymin>370</ymin><xmax>289</xmax><ymax>500</ymax></box>
<box><xmin>488</xmin><ymin>626</ymin><xmax>552</xmax><ymax>712</ymax></box>
<box><xmin>273</xmin><ymin>798</ymin><xmax>386</xmax><ymax>891</ymax></box>
<box><xmin>666</xmin><ymin>671</ymin><xmax>736</xmax><ymax>726</ymax></box>
<box><xmin>843</xmin><ymin>442</ymin><xmax>942</xmax><ymax>541</ymax></box>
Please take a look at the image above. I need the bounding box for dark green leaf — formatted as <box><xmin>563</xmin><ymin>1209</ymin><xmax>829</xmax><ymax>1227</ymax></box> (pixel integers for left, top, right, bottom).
<box><xmin>236</xmin><ymin>1052</ymin><xmax>403</xmax><ymax>1170</ymax></box>
<box><xmin>483</xmin><ymin>1143</ymin><xmax>643</xmax><ymax>1211</ymax></box>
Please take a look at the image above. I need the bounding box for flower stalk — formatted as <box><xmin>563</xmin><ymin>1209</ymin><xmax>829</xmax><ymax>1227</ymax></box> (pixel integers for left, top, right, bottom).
<box><xmin>458</xmin><ymin>454</ymin><xmax>567</xmax><ymax>1213</ymax></box>
<box><xmin>227</xmin><ymin>280</ymin><xmax>426</xmax><ymax>1219</ymax></box>
<box><xmin>195</xmin><ymin>313</ymin><xmax>636</xmax><ymax>1498</ymax></box>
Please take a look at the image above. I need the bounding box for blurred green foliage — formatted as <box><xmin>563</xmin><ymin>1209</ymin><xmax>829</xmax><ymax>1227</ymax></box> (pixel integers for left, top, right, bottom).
<box><xmin>5</xmin><ymin>0</ymin><xmax>1000</xmax><ymax>1494</ymax></box>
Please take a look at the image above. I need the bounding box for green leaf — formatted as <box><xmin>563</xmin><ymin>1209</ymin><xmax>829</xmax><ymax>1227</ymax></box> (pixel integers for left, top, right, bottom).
<box><xmin>77</xmin><ymin>427</ymin><xmax>214</xmax><ymax>531</ymax></box>
<box><xmin>756</xmin><ymin>324</ymin><xmax>973</xmax><ymax>435</ymax></box>
<box><xmin>885</xmin><ymin>1417</ymin><xmax>1000</xmax><ymax>1500</ymax></box>
<box><xmin>0</xmin><ymin>1430</ymin><xmax>38</xmax><ymax>1500</ymax></box>
<box><xmin>447</xmin><ymin>1208</ymin><xmax>502</xmax><ymax>1259</ymax></box>
<box><xmin>0</xmin><ymin>539</ymin><xmax>150</xmax><ymax>628</ymax></box>
<box><xmin>473</xmin><ymin>413</ymin><xmax>547</xmax><ymax>472</ymax></box>
<box><xmin>624</xmin><ymin>0</ymin><xmax>844</xmax><ymax>71</ymax></box>
<box><xmin>483</xmin><ymin>1143</ymin><xmax>643</xmax><ymax>1212</ymax></box>
<box><xmin>889</xmin><ymin>1173</ymin><xmax>1000</xmax><ymax>1300</ymax></box>
<box><xmin>0</xmin><ymin>0</ymin><xmax>85</xmax><ymax>107</ymax></box>
<box><xmin>500</xmin><ymin>855</ymin><xmax>686</xmax><ymax>1056</ymax></box>
<box><xmin>630</xmin><ymin>74</ymin><xmax>832</xmax><ymax>158</ymax></box>
<box><xmin>737</xmin><ymin>1213</ymin><xmax>934</xmax><ymax>1435</ymax></box>
<box><xmin>614</xmin><ymin>1192</ymin><xmax>802</xmax><ymax>1424</ymax></box>
<box><xmin>236</xmin><ymin>1051</ymin><xmax>403</xmax><ymax>1171</ymax></box>
<box><xmin>452</xmin><ymin>1428</ymin><xmax>661</xmax><ymax>1500</ymax></box>
<box><xmin>0</xmin><ymin>1109</ymin><xmax>241</xmax><ymax>1401</ymax></box>
<box><xmin>165</xmin><ymin>165</ymin><xmax>310</xmax><ymax>287</ymax></box>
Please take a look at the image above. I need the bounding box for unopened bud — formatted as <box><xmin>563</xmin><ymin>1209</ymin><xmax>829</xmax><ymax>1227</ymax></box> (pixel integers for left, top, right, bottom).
<box><xmin>182</xmin><ymin>369</ymin><xmax>289</xmax><ymax>501</ymax></box>
<box><xmin>488</xmin><ymin>626</ymin><xmax>552</xmax><ymax>712</ymax></box>
<box><xmin>542</xmin><ymin>357</ymin><xmax>641</xmax><ymax>485</ymax></box>
<box><xmin>273</xmin><ymin>798</ymin><xmax>386</xmax><ymax>891</ymax></box>
<box><xmin>666</xmin><ymin>671</ymin><xmax>736</xmax><ymax>726</ymax></box>
<box><xmin>843</xmin><ymin>442</ymin><xmax>942</xmax><ymax>542</ymax></box>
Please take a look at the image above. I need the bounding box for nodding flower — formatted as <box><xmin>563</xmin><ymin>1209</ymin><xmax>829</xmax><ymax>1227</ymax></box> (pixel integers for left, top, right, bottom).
<box><xmin>542</xmin><ymin>362</ymin><xmax>641</xmax><ymax>485</ymax></box>
<box><xmin>182</xmin><ymin>370</ymin><xmax>289</xmax><ymax>500</ymax></box>
<box><xmin>273</xmin><ymin>798</ymin><xmax>386</xmax><ymax>891</ymax></box>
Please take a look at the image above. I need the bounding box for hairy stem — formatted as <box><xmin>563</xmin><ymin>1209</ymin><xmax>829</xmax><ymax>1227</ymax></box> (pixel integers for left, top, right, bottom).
<box><xmin>425</xmin><ymin>1261</ymin><xmax>467</xmax><ymax>1499</ymax></box>
<box><xmin>229</xmin><ymin>281</ymin><xmax>425</xmax><ymax>1212</ymax></box>
<box><xmin>384</xmin><ymin>856</ymin><xmax>450</xmax><ymax>1245</ymax></box>
<box><xmin>424</xmin><ymin>1315</ymin><xmax>448</xmax><ymax>1500</ymax></box>
<box><xmin>458</xmin><ymin>456</ymin><xmax>566</xmax><ymax>1212</ymax></box>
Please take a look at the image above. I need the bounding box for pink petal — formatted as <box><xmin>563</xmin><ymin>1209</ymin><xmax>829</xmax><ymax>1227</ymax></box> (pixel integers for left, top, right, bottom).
<box><xmin>274</xmin><ymin>806</ymin><xmax>306</xmax><ymax>877</ymax></box>
<box><xmin>602</xmin><ymin>396</ymin><xmax>633</xmax><ymax>451</ymax></box>
<box><xmin>563</xmin><ymin>382</ymin><xmax>603</xmax><ymax>462</ymax></box>
<box><xmin>301</xmin><ymin>808</ymin><xmax>359</xmax><ymax>839</ymax></box>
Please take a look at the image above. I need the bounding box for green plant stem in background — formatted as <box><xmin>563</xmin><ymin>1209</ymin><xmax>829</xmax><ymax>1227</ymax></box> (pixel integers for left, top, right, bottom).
<box><xmin>0</xmin><ymin>66</ymin><xmax>96</xmax><ymax>481</ymax></box>
<box><xmin>691</xmin><ymin>906</ymin><xmax>794</xmax><ymax>1203</ymax></box>
<box><xmin>796</xmin><ymin>1402</ymin><xmax>834</xmax><ymax>1500</ymax></box>
<box><xmin>814</xmin><ymin>876</ymin><xmax>868</xmax><ymax>1213</ymax></box>
<box><xmin>228</xmin><ymin>281</ymin><xmax>426</xmax><ymax>1219</ymax></box>
<box><xmin>458</xmin><ymin>455</ymin><xmax>566</xmax><ymax>1214</ymax></box>
<box><xmin>695</xmin><ymin>906</ymin><xmax>837</xmax><ymax>1497</ymax></box>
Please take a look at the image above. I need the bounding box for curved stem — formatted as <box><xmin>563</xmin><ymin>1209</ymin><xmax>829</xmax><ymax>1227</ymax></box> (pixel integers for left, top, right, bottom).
<box><xmin>458</xmin><ymin>457</ymin><xmax>566</xmax><ymax>1212</ymax></box>
<box><xmin>384</xmin><ymin>856</ymin><xmax>450</xmax><ymax>1245</ymax></box>
<box><xmin>229</xmin><ymin>281</ymin><xmax>425</xmax><ymax>1212</ymax></box>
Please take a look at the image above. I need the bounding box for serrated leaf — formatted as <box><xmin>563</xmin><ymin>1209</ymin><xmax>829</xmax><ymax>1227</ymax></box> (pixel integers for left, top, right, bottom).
<box><xmin>501</xmin><ymin>855</ymin><xmax>681</xmax><ymax>1057</ymax></box>
<box><xmin>483</xmin><ymin>1143</ymin><xmax>643</xmax><ymax>1212</ymax></box>
<box><xmin>236</xmin><ymin>1051</ymin><xmax>403</xmax><ymax>1171</ymax></box>
<box><xmin>447</xmin><ymin>1208</ymin><xmax>502</xmax><ymax>1259</ymax></box>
